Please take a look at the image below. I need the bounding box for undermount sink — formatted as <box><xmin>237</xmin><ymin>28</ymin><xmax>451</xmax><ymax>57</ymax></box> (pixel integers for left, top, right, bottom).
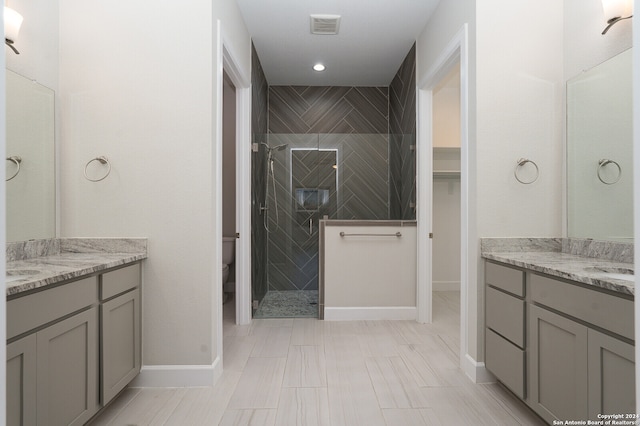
<box><xmin>5</xmin><ymin>269</ymin><xmax>40</xmax><ymax>283</ymax></box>
<box><xmin>585</xmin><ymin>266</ymin><xmax>635</xmax><ymax>281</ymax></box>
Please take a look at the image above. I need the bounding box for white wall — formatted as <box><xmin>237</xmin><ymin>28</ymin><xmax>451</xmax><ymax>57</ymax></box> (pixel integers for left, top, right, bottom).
<box><xmin>58</xmin><ymin>0</ymin><xmax>250</xmax><ymax>381</ymax></box>
<box><xmin>476</xmin><ymin>0</ymin><xmax>564</xmax><ymax>239</ymax></box>
<box><xmin>433</xmin><ymin>66</ymin><xmax>461</xmax><ymax>149</ymax></box>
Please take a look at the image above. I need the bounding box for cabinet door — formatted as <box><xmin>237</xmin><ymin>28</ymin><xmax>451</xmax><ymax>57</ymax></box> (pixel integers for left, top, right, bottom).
<box><xmin>7</xmin><ymin>334</ymin><xmax>37</xmax><ymax>426</ymax></box>
<box><xmin>101</xmin><ymin>288</ymin><xmax>141</xmax><ymax>404</ymax></box>
<box><xmin>529</xmin><ymin>305</ymin><xmax>588</xmax><ymax>423</ymax></box>
<box><xmin>588</xmin><ymin>329</ymin><xmax>635</xmax><ymax>419</ymax></box>
<box><xmin>36</xmin><ymin>307</ymin><xmax>98</xmax><ymax>426</ymax></box>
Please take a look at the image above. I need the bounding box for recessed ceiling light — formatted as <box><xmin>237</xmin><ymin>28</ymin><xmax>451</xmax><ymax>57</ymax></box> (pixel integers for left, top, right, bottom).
<box><xmin>313</xmin><ymin>63</ymin><xmax>326</xmax><ymax>72</ymax></box>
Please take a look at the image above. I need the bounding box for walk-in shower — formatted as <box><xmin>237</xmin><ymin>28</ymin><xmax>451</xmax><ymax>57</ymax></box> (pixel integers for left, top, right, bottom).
<box><xmin>252</xmin><ymin>133</ymin><xmax>413</xmax><ymax>319</ymax></box>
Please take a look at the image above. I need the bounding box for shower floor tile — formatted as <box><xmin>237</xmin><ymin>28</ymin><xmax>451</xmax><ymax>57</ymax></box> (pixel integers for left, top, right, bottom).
<box><xmin>254</xmin><ymin>290</ymin><xmax>319</xmax><ymax>319</ymax></box>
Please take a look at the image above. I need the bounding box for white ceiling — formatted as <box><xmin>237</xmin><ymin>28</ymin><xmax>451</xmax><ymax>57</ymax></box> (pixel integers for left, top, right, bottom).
<box><xmin>236</xmin><ymin>0</ymin><xmax>441</xmax><ymax>87</ymax></box>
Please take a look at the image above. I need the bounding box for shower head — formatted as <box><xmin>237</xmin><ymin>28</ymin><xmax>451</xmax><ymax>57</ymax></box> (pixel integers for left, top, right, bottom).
<box><xmin>260</xmin><ymin>142</ymin><xmax>288</xmax><ymax>152</ymax></box>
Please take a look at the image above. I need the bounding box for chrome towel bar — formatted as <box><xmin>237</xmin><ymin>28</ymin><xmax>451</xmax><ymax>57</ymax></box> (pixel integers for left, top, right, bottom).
<box><xmin>339</xmin><ymin>231</ymin><xmax>402</xmax><ymax>238</ymax></box>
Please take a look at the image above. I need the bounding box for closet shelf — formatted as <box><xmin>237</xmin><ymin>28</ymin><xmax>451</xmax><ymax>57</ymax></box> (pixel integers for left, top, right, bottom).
<box><xmin>433</xmin><ymin>147</ymin><xmax>460</xmax><ymax>179</ymax></box>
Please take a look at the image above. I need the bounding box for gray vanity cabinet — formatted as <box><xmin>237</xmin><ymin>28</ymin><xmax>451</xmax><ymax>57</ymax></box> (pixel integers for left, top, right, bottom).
<box><xmin>100</xmin><ymin>263</ymin><xmax>141</xmax><ymax>404</ymax></box>
<box><xmin>7</xmin><ymin>334</ymin><xmax>36</xmax><ymax>426</ymax></box>
<box><xmin>529</xmin><ymin>305</ymin><xmax>588</xmax><ymax>423</ymax></box>
<box><xmin>6</xmin><ymin>261</ymin><xmax>143</xmax><ymax>425</ymax></box>
<box><xmin>36</xmin><ymin>307</ymin><xmax>99</xmax><ymax>426</ymax></box>
<box><xmin>484</xmin><ymin>260</ymin><xmax>635</xmax><ymax>424</ymax></box>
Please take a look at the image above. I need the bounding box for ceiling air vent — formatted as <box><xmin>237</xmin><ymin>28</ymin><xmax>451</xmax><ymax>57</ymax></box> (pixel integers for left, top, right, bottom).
<box><xmin>310</xmin><ymin>14</ymin><xmax>341</xmax><ymax>35</ymax></box>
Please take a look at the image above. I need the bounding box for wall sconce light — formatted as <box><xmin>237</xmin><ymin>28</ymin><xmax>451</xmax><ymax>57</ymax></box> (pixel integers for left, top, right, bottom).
<box><xmin>601</xmin><ymin>0</ymin><xmax>633</xmax><ymax>34</ymax></box>
<box><xmin>4</xmin><ymin>6</ymin><xmax>23</xmax><ymax>54</ymax></box>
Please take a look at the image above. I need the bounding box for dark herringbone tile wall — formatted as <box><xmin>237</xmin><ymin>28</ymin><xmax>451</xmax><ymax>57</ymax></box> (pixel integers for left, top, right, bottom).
<box><xmin>251</xmin><ymin>44</ymin><xmax>269</xmax><ymax>306</ymax></box>
<box><xmin>389</xmin><ymin>44</ymin><xmax>417</xmax><ymax>220</ymax></box>
<box><xmin>269</xmin><ymin>86</ymin><xmax>388</xmax><ymax>134</ymax></box>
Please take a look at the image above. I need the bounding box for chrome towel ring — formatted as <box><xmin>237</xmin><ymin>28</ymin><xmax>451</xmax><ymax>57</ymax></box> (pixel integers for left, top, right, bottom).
<box><xmin>84</xmin><ymin>156</ymin><xmax>111</xmax><ymax>182</ymax></box>
<box><xmin>6</xmin><ymin>156</ymin><xmax>22</xmax><ymax>181</ymax></box>
<box><xmin>514</xmin><ymin>158</ymin><xmax>539</xmax><ymax>184</ymax></box>
<box><xmin>597</xmin><ymin>159</ymin><xmax>622</xmax><ymax>185</ymax></box>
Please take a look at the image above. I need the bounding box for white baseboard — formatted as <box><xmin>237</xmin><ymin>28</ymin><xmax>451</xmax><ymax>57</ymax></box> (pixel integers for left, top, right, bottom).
<box><xmin>433</xmin><ymin>281</ymin><xmax>460</xmax><ymax>291</ymax></box>
<box><xmin>129</xmin><ymin>356</ymin><xmax>222</xmax><ymax>388</ymax></box>
<box><xmin>323</xmin><ymin>306</ymin><xmax>416</xmax><ymax>321</ymax></box>
<box><xmin>462</xmin><ymin>353</ymin><xmax>495</xmax><ymax>384</ymax></box>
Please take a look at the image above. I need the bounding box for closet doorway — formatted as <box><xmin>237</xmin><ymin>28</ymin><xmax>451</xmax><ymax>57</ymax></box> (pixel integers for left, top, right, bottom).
<box><xmin>431</xmin><ymin>63</ymin><xmax>462</xmax><ymax>341</ymax></box>
<box><xmin>416</xmin><ymin>24</ymin><xmax>471</xmax><ymax>374</ymax></box>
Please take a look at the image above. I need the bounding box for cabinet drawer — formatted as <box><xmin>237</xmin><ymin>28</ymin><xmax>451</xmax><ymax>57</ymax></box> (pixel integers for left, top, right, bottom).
<box><xmin>7</xmin><ymin>276</ymin><xmax>98</xmax><ymax>340</ymax></box>
<box><xmin>486</xmin><ymin>262</ymin><xmax>524</xmax><ymax>297</ymax></box>
<box><xmin>485</xmin><ymin>328</ymin><xmax>525</xmax><ymax>399</ymax></box>
<box><xmin>486</xmin><ymin>286</ymin><xmax>525</xmax><ymax>347</ymax></box>
<box><xmin>530</xmin><ymin>273</ymin><xmax>633</xmax><ymax>341</ymax></box>
<box><xmin>101</xmin><ymin>263</ymin><xmax>141</xmax><ymax>300</ymax></box>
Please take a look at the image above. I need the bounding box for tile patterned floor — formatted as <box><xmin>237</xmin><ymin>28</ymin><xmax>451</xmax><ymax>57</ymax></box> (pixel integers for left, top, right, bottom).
<box><xmin>87</xmin><ymin>291</ymin><xmax>546</xmax><ymax>425</ymax></box>
<box><xmin>253</xmin><ymin>290</ymin><xmax>319</xmax><ymax>318</ymax></box>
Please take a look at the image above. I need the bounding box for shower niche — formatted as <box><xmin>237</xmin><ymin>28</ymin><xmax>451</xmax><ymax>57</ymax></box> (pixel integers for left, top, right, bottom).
<box><xmin>295</xmin><ymin>188</ymin><xmax>330</xmax><ymax>211</ymax></box>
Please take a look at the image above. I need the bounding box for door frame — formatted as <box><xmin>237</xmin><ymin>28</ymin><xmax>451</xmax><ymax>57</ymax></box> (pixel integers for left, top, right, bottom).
<box><xmin>416</xmin><ymin>24</ymin><xmax>470</xmax><ymax>370</ymax></box>
<box><xmin>216</xmin><ymin>23</ymin><xmax>253</xmax><ymax>374</ymax></box>
<box><xmin>222</xmin><ymin>48</ymin><xmax>252</xmax><ymax>326</ymax></box>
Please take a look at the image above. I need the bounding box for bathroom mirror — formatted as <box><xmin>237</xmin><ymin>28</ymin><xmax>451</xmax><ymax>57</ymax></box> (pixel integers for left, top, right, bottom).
<box><xmin>6</xmin><ymin>69</ymin><xmax>56</xmax><ymax>242</ymax></box>
<box><xmin>567</xmin><ymin>48</ymin><xmax>632</xmax><ymax>242</ymax></box>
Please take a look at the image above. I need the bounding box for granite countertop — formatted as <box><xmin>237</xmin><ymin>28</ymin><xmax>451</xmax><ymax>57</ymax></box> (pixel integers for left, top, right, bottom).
<box><xmin>481</xmin><ymin>238</ymin><xmax>634</xmax><ymax>297</ymax></box>
<box><xmin>6</xmin><ymin>238</ymin><xmax>147</xmax><ymax>297</ymax></box>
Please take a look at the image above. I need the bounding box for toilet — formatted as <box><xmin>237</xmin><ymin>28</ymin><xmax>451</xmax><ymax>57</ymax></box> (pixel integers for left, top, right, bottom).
<box><xmin>222</xmin><ymin>236</ymin><xmax>236</xmax><ymax>293</ymax></box>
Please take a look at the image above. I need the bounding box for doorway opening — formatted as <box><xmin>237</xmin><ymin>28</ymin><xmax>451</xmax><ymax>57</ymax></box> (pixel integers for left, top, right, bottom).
<box><xmin>432</xmin><ymin>62</ymin><xmax>461</xmax><ymax>311</ymax></box>
<box><xmin>416</xmin><ymin>24</ymin><xmax>472</xmax><ymax>375</ymax></box>
<box><xmin>431</xmin><ymin>62</ymin><xmax>462</xmax><ymax>348</ymax></box>
<box><xmin>222</xmin><ymin>71</ymin><xmax>237</xmax><ymax>307</ymax></box>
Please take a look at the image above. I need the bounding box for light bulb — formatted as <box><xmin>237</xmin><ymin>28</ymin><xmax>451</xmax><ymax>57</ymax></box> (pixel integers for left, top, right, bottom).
<box><xmin>4</xmin><ymin>7</ymin><xmax>23</xmax><ymax>43</ymax></box>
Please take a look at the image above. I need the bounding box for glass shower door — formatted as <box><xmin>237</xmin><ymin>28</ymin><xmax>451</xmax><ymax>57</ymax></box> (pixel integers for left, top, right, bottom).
<box><xmin>257</xmin><ymin>134</ymin><xmax>324</xmax><ymax>318</ymax></box>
